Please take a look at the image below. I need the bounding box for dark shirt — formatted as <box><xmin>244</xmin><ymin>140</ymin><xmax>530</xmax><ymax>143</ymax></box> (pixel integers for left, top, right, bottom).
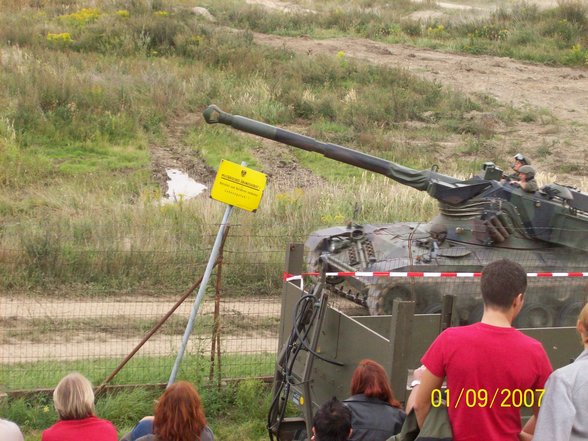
<box><xmin>522</xmin><ymin>179</ymin><xmax>538</xmax><ymax>193</ymax></box>
<box><xmin>504</xmin><ymin>171</ymin><xmax>519</xmax><ymax>182</ymax></box>
<box><xmin>343</xmin><ymin>394</ymin><xmax>405</xmax><ymax>441</ymax></box>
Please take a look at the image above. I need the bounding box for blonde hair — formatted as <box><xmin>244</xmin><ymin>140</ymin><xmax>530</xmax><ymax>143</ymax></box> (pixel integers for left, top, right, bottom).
<box><xmin>53</xmin><ymin>372</ymin><xmax>95</xmax><ymax>420</ymax></box>
<box><xmin>579</xmin><ymin>303</ymin><xmax>588</xmax><ymax>345</ymax></box>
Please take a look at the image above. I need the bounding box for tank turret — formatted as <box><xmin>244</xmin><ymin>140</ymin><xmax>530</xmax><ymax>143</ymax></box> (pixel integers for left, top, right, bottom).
<box><xmin>204</xmin><ymin>105</ymin><xmax>588</xmax><ymax>327</ymax></box>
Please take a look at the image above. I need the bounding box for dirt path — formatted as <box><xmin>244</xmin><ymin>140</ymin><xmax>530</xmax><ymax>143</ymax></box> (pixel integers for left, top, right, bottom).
<box><xmin>1</xmin><ymin>296</ymin><xmax>281</xmax><ymax>319</ymax></box>
<box><xmin>149</xmin><ymin>113</ymin><xmax>216</xmax><ymax>190</ymax></box>
<box><xmin>252</xmin><ymin>138</ymin><xmax>326</xmax><ymax>191</ymax></box>
<box><xmin>253</xmin><ymin>33</ymin><xmax>587</xmax><ymax>124</ymax></box>
<box><xmin>150</xmin><ymin>112</ymin><xmax>324</xmax><ymax>194</ymax></box>
<box><xmin>1</xmin><ymin>334</ymin><xmax>278</xmax><ymax>363</ymax></box>
<box><xmin>0</xmin><ymin>295</ymin><xmax>366</xmax><ymax>363</ymax></box>
<box><xmin>1</xmin><ymin>296</ymin><xmax>280</xmax><ymax>363</ymax></box>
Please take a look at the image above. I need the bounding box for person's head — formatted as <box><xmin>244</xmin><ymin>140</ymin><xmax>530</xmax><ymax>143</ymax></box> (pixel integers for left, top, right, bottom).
<box><xmin>350</xmin><ymin>359</ymin><xmax>401</xmax><ymax>408</ymax></box>
<box><xmin>512</xmin><ymin>153</ymin><xmax>530</xmax><ymax>171</ymax></box>
<box><xmin>518</xmin><ymin>165</ymin><xmax>535</xmax><ymax>182</ymax></box>
<box><xmin>312</xmin><ymin>397</ymin><xmax>352</xmax><ymax>441</ymax></box>
<box><xmin>480</xmin><ymin>259</ymin><xmax>527</xmax><ymax>312</ymax></box>
<box><xmin>577</xmin><ymin>303</ymin><xmax>588</xmax><ymax>346</ymax></box>
<box><xmin>154</xmin><ymin>381</ymin><xmax>207</xmax><ymax>441</ymax></box>
<box><xmin>53</xmin><ymin>372</ymin><xmax>95</xmax><ymax>420</ymax></box>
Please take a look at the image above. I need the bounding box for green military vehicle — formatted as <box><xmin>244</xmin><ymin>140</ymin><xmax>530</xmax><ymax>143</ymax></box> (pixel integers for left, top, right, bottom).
<box><xmin>203</xmin><ymin>105</ymin><xmax>587</xmax><ymax>440</ymax></box>
<box><xmin>204</xmin><ymin>105</ymin><xmax>587</xmax><ymax>329</ymax></box>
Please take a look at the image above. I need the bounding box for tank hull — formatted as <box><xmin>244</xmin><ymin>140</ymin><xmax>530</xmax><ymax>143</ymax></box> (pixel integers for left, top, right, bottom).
<box><xmin>306</xmin><ymin>222</ymin><xmax>587</xmax><ymax>328</ymax></box>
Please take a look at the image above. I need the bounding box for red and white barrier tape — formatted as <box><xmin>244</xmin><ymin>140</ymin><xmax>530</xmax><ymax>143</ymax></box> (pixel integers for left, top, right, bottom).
<box><xmin>283</xmin><ymin>271</ymin><xmax>588</xmax><ymax>282</ymax></box>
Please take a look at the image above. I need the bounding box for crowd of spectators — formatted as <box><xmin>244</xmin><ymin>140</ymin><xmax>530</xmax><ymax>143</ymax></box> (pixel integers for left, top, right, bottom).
<box><xmin>313</xmin><ymin>259</ymin><xmax>587</xmax><ymax>441</ymax></box>
<box><xmin>2</xmin><ymin>259</ymin><xmax>586</xmax><ymax>441</ymax></box>
<box><xmin>1</xmin><ymin>375</ymin><xmax>213</xmax><ymax>441</ymax></box>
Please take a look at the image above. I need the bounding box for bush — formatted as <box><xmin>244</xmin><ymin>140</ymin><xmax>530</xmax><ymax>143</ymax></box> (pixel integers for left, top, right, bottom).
<box><xmin>554</xmin><ymin>1</ymin><xmax>588</xmax><ymax>27</ymax></box>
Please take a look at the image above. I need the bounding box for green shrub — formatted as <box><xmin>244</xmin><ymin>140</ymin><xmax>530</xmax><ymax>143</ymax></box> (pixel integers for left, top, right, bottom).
<box><xmin>0</xmin><ymin>395</ymin><xmax>57</xmax><ymax>431</ymax></box>
<box><xmin>541</xmin><ymin>18</ymin><xmax>584</xmax><ymax>46</ymax></box>
<box><xmin>97</xmin><ymin>388</ymin><xmax>159</xmax><ymax>428</ymax></box>
<box><xmin>400</xmin><ymin>20</ymin><xmax>422</xmax><ymax>37</ymax></box>
<box><xmin>553</xmin><ymin>1</ymin><xmax>587</xmax><ymax>27</ymax></box>
<box><xmin>563</xmin><ymin>44</ymin><xmax>588</xmax><ymax>65</ymax></box>
<box><xmin>235</xmin><ymin>379</ymin><xmax>271</xmax><ymax>419</ymax></box>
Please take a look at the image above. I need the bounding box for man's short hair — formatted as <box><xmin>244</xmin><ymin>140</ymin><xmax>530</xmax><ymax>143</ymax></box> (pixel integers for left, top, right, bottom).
<box><xmin>313</xmin><ymin>397</ymin><xmax>352</xmax><ymax>441</ymax></box>
<box><xmin>480</xmin><ymin>259</ymin><xmax>527</xmax><ymax>310</ymax></box>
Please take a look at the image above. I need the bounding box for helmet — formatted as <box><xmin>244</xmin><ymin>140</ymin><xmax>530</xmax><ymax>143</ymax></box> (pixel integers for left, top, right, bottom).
<box><xmin>513</xmin><ymin>153</ymin><xmax>530</xmax><ymax>165</ymax></box>
<box><xmin>518</xmin><ymin>165</ymin><xmax>535</xmax><ymax>179</ymax></box>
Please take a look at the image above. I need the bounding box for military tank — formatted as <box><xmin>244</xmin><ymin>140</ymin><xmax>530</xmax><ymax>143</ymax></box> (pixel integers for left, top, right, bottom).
<box><xmin>203</xmin><ymin>105</ymin><xmax>588</xmax><ymax>328</ymax></box>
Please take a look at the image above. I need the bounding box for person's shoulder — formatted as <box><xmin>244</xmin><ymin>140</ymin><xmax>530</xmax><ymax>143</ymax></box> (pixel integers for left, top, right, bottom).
<box><xmin>440</xmin><ymin>323</ymin><xmax>479</xmax><ymax>338</ymax></box>
<box><xmin>525</xmin><ymin>181</ymin><xmax>538</xmax><ymax>192</ymax></box>
<box><xmin>0</xmin><ymin>419</ymin><xmax>21</xmax><ymax>431</ymax></box>
<box><xmin>507</xmin><ymin>329</ymin><xmax>549</xmax><ymax>354</ymax></box>
<box><xmin>90</xmin><ymin>416</ymin><xmax>116</xmax><ymax>427</ymax></box>
<box><xmin>426</xmin><ymin>324</ymin><xmax>477</xmax><ymax>350</ymax></box>
<box><xmin>511</xmin><ymin>329</ymin><xmax>547</xmax><ymax>347</ymax></box>
<box><xmin>136</xmin><ymin>435</ymin><xmax>158</xmax><ymax>441</ymax></box>
<box><xmin>41</xmin><ymin>422</ymin><xmax>61</xmax><ymax>441</ymax></box>
<box><xmin>42</xmin><ymin>420</ymin><xmax>63</xmax><ymax>433</ymax></box>
<box><xmin>551</xmin><ymin>355</ymin><xmax>588</xmax><ymax>383</ymax></box>
<box><xmin>544</xmin><ymin>363</ymin><xmax>578</xmax><ymax>392</ymax></box>
<box><xmin>384</xmin><ymin>404</ymin><xmax>406</xmax><ymax>417</ymax></box>
<box><xmin>202</xmin><ymin>426</ymin><xmax>215</xmax><ymax>441</ymax></box>
<box><xmin>343</xmin><ymin>394</ymin><xmax>370</xmax><ymax>403</ymax></box>
<box><xmin>0</xmin><ymin>419</ymin><xmax>24</xmax><ymax>439</ymax></box>
<box><xmin>88</xmin><ymin>416</ymin><xmax>117</xmax><ymax>436</ymax></box>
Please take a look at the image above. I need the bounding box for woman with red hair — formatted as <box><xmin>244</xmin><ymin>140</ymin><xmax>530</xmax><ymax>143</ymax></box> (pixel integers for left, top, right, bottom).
<box><xmin>343</xmin><ymin>359</ymin><xmax>405</xmax><ymax>441</ymax></box>
<box><xmin>124</xmin><ymin>381</ymin><xmax>214</xmax><ymax>441</ymax></box>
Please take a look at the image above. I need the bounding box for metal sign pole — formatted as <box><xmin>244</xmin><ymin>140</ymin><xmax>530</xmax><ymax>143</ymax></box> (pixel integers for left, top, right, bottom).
<box><xmin>167</xmin><ymin>156</ymin><xmax>251</xmax><ymax>387</ymax></box>
<box><xmin>167</xmin><ymin>158</ymin><xmax>264</xmax><ymax>386</ymax></box>
<box><xmin>168</xmin><ymin>203</ymin><xmax>233</xmax><ymax>386</ymax></box>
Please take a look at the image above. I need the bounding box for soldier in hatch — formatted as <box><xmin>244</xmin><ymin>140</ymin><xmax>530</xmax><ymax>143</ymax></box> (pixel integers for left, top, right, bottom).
<box><xmin>502</xmin><ymin>153</ymin><xmax>530</xmax><ymax>180</ymax></box>
<box><xmin>511</xmin><ymin>165</ymin><xmax>538</xmax><ymax>193</ymax></box>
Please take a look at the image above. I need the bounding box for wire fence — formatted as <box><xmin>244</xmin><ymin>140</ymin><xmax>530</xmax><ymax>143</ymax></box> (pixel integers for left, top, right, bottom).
<box><xmin>2</xmin><ymin>233</ymin><xmax>588</xmax><ymax>393</ymax></box>
<box><xmin>0</xmin><ymin>218</ymin><xmax>289</xmax><ymax>393</ymax></box>
<box><xmin>1</xmin><ymin>289</ymin><xmax>281</xmax><ymax>391</ymax></box>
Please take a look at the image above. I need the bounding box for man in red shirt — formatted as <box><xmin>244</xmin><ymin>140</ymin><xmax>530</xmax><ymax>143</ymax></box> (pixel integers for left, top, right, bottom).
<box><xmin>413</xmin><ymin>259</ymin><xmax>552</xmax><ymax>441</ymax></box>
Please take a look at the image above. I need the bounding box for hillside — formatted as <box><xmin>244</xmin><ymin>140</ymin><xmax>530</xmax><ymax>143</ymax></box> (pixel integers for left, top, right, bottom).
<box><xmin>1</xmin><ymin>0</ymin><xmax>587</xmax><ymax>294</ymax></box>
<box><xmin>156</xmin><ymin>0</ymin><xmax>588</xmax><ymax>190</ymax></box>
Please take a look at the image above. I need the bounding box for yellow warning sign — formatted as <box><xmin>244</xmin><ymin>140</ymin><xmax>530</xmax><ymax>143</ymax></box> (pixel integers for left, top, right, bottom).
<box><xmin>211</xmin><ymin>160</ymin><xmax>267</xmax><ymax>212</ymax></box>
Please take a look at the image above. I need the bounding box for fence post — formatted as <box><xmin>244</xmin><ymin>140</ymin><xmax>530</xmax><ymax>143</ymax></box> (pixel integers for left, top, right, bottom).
<box><xmin>209</xmin><ymin>226</ymin><xmax>229</xmax><ymax>385</ymax></box>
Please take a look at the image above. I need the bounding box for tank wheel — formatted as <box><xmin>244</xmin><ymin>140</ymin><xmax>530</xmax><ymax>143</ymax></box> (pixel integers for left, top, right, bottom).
<box><xmin>326</xmin><ymin>275</ymin><xmax>344</xmax><ymax>285</ymax></box>
<box><xmin>556</xmin><ymin>301</ymin><xmax>584</xmax><ymax>327</ymax></box>
<box><xmin>367</xmin><ymin>284</ymin><xmax>412</xmax><ymax>315</ymax></box>
<box><xmin>514</xmin><ymin>303</ymin><xmax>554</xmax><ymax>328</ymax></box>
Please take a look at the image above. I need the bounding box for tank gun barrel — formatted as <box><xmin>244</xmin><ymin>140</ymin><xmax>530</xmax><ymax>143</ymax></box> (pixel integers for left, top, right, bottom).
<box><xmin>203</xmin><ymin>105</ymin><xmax>459</xmax><ymax>192</ymax></box>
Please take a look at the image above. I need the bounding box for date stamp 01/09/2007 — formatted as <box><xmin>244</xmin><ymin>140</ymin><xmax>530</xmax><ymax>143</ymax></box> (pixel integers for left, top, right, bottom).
<box><xmin>431</xmin><ymin>388</ymin><xmax>545</xmax><ymax>409</ymax></box>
